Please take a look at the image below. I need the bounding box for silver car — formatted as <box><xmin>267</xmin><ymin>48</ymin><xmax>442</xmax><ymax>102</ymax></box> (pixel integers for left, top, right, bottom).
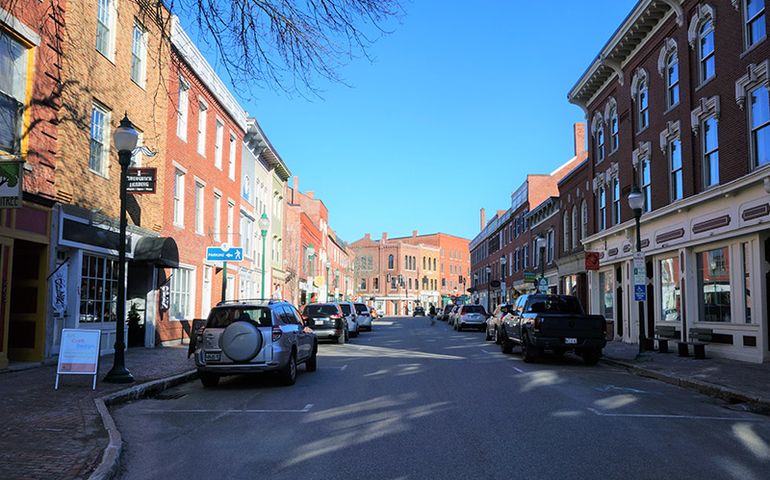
<box><xmin>354</xmin><ymin>303</ymin><xmax>373</xmax><ymax>331</ymax></box>
<box><xmin>454</xmin><ymin>304</ymin><xmax>489</xmax><ymax>331</ymax></box>
<box><xmin>193</xmin><ymin>300</ymin><xmax>317</xmax><ymax>387</ymax></box>
<box><xmin>337</xmin><ymin>302</ymin><xmax>360</xmax><ymax>337</ymax></box>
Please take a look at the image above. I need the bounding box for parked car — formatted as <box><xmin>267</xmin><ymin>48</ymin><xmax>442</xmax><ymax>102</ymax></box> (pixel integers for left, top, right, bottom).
<box><xmin>453</xmin><ymin>304</ymin><xmax>488</xmax><ymax>331</ymax></box>
<box><xmin>413</xmin><ymin>306</ymin><xmax>425</xmax><ymax>316</ymax></box>
<box><xmin>302</xmin><ymin>303</ymin><xmax>349</xmax><ymax>344</ymax></box>
<box><xmin>193</xmin><ymin>300</ymin><xmax>317</xmax><ymax>387</ymax></box>
<box><xmin>440</xmin><ymin>304</ymin><xmax>454</xmax><ymax>321</ymax></box>
<box><xmin>486</xmin><ymin>303</ymin><xmax>513</xmax><ymax>343</ymax></box>
<box><xmin>499</xmin><ymin>294</ymin><xmax>606</xmax><ymax>364</ymax></box>
<box><xmin>337</xmin><ymin>302</ymin><xmax>360</xmax><ymax>337</ymax></box>
<box><xmin>447</xmin><ymin>305</ymin><xmax>461</xmax><ymax>326</ymax></box>
<box><xmin>354</xmin><ymin>303</ymin><xmax>373</xmax><ymax>331</ymax></box>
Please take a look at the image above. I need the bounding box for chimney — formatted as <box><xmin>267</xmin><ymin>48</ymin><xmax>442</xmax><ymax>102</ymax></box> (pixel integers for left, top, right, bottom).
<box><xmin>292</xmin><ymin>176</ymin><xmax>298</xmax><ymax>204</ymax></box>
<box><xmin>364</xmin><ymin>233</ymin><xmax>371</xmax><ymax>240</ymax></box>
<box><xmin>306</xmin><ymin>191</ymin><xmax>314</xmax><ymax>199</ymax></box>
<box><xmin>381</xmin><ymin>232</ymin><xmax>388</xmax><ymax>242</ymax></box>
<box><xmin>480</xmin><ymin>208</ymin><xmax>486</xmax><ymax>231</ymax></box>
<box><xmin>412</xmin><ymin>230</ymin><xmax>418</xmax><ymax>237</ymax></box>
<box><xmin>573</xmin><ymin>122</ymin><xmax>586</xmax><ymax>156</ymax></box>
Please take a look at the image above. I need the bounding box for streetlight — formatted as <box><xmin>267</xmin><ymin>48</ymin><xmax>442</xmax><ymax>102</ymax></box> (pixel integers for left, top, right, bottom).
<box><xmin>307</xmin><ymin>243</ymin><xmax>315</xmax><ymax>303</ymax></box>
<box><xmin>500</xmin><ymin>255</ymin><xmax>507</xmax><ymax>304</ymax></box>
<box><xmin>484</xmin><ymin>265</ymin><xmax>491</xmax><ymax>313</ymax></box>
<box><xmin>104</xmin><ymin>114</ymin><xmax>138</xmax><ymax>384</ymax></box>
<box><xmin>325</xmin><ymin>260</ymin><xmax>331</xmax><ymax>301</ymax></box>
<box><xmin>258</xmin><ymin>213</ymin><xmax>270</xmax><ymax>299</ymax></box>
<box><xmin>535</xmin><ymin>235</ymin><xmax>546</xmax><ymax>293</ymax></box>
<box><xmin>628</xmin><ymin>184</ymin><xmax>646</xmax><ymax>354</ymax></box>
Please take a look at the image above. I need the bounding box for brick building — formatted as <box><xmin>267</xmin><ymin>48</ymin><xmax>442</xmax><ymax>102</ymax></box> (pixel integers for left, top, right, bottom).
<box><xmin>567</xmin><ymin>0</ymin><xmax>770</xmax><ymax>362</ymax></box>
<box><xmin>0</xmin><ymin>1</ymin><xmax>62</xmax><ymax>367</ymax></box>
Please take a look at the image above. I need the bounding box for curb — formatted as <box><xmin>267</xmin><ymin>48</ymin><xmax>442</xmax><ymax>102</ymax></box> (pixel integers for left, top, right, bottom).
<box><xmin>88</xmin><ymin>369</ymin><xmax>198</xmax><ymax>480</ymax></box>
<box><xmin>601</xmin><ymin>357</ymin><xmax>770</xmax><ymax>415</ymax></box>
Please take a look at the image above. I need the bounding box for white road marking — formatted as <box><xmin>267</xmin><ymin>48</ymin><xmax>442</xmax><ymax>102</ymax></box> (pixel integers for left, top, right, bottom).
<box><xmin>144</xmin><ymin>404</ymin><xmax>314</xmax><ymax>414</ymax></box>
<box><xmin>587</xmin><ymin>407</ymin><xmax>760</xmax><ymax>421</ymax></box>
<box><xmin>594</xmin><ymin>385</ymin><xmax>649</xmax><ymax>394</ymax></box>
<box><xmin>512</xmin><ymin>366</ymin><xmax>525</xmax><ymax>373</ymax></box>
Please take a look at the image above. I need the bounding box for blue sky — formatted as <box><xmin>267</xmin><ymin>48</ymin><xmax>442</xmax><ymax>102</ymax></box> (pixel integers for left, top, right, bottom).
<box><xmin>184</xmin><ymin>1</ymin><xmax>635</xmax><ymax>243</ymax></box>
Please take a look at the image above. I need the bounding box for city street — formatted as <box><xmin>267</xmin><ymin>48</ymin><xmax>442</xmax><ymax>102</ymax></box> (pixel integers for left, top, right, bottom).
<box><xmin>112</xmin><ymin>317</ymin><xmax>770</xmax><ymax>480</ymax></box>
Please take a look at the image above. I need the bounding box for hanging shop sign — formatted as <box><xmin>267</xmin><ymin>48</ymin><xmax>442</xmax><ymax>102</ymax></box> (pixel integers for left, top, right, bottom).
<box><xmin>126</xmin><ymin>167</ymin><xmax>157</xmax><ymax>194</ymax></box>
<box><xmin>0</xmin><ymin>161</ymin><xmax>23</xmax><ymax>208</ymax></box>
<box><xmin>51</xmin><ymin>263</ymin><xmax>68</xmax><ymax>316</ymax></box>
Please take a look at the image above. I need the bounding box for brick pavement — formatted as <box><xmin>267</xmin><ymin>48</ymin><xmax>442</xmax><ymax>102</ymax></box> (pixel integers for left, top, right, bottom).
<box><xmin>0</xmin><ymin>346</ymin><xmax>193</xmax><ymax>480</ymax></box>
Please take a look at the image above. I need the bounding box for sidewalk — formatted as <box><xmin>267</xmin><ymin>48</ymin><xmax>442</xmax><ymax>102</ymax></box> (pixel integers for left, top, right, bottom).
<box><xmin>602</xmin><ymin>341</ymin><xmax>770</xmax><ymax>413</ymax></box>
<box><xmin>0</xmin><ymin>346</ymin><xmax>194</xmax><ymax>480</ymax></box>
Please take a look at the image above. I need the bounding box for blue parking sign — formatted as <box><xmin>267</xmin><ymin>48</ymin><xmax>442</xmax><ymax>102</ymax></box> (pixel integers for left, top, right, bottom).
<box><xmin>634</xmin><ymin>284</ymin><xmax>647</xmax><ymax>302</ymax></box>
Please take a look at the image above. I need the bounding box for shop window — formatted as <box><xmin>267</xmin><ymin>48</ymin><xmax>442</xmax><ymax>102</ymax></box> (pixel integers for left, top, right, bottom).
<box><xmin>742</xmin><ymin>243</ymin><xmax>753</xmax><ymax>324</ymax></box>
<box><xmin>79</xmin><ymin>254</ymin><xmax>119</xmax><ymax>323</ymax></box>
<box><xmin>659</xmin><ymin>256</ymin><xmax>681</xmax><ymax>322</ymax></box>
<box><xmin>697</xmin><ymin>247</ymin><xmax>731</xmax><ymax>323</ymax></box>
<box><xmin>598</xmin><ymin>271</ymin><xmax>614</xmax><ymax>320</ymax></box>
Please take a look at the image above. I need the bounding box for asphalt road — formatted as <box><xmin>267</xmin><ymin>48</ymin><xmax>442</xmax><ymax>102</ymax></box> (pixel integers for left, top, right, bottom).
<box><xmin>113</xmin><ymin>316</ymin><xmax>770</xmax><ymax>480</ymax></box>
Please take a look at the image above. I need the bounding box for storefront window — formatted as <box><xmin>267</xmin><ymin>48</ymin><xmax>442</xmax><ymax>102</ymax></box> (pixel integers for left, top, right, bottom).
<box><xmin>80</xmin><ymin>254</ymin><xmax>119</xmax><ymax>323</ymax></box>
<box><xmin>742</xmin><ymin>243</ymin><xmax>752</xmax><ymax>324</ymax></box>
<box><xmin>659</xmin><ymin>256</ymin><xmax>681</xmax><ymax>322</ymax></box>
<box><xmin>697</xmin><ymin>247</ymin><xmax>731</xmax><ymax>323</ymax></box>
<box><xmin>170</xmin><ymin>267</ymin><xmax>194</xmax><ymax>320</ymax></box>
<box><xmin>563</xmin><ymin>274</ymin><xmax>578</xmax><ymax>296</ymax></box>
<box><xmin>599</xmin><ymin>271</ymin><xmax>614</xmax><ymax>320</ymax></box>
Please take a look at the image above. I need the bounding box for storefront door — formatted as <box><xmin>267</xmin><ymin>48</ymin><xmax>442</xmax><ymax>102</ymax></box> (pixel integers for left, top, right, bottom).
<box><xmin>7</xmin><ymin>240</ymin><xmax>47</xmax><ymax>362</ymax></box>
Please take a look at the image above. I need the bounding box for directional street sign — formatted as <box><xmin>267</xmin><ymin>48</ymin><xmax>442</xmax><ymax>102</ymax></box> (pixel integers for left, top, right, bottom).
<box><xmin>206</xmin><ymin>245</ymin><xmax>244</xmax><ymax>262</ymax></box>
<box><xmin>537</xmin><ymin>277</ymin><xmax>549</xmax><ymax>294</ymax></box>
<box><xmin>634</xmin><ymin>284</ymin><xmax>647</xmax><ymax>302</ymax></box>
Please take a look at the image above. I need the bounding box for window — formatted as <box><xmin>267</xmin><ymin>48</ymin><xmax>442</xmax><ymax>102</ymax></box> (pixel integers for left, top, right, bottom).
<box><xmin>641</xmin><ymin>159</ymin><xmax>651</xmax><ymax>213</ymax></box>
<box><xmin>581</xmin><ymin>200</ymin><xmax>588</xmax><ymax>240</ymax></box>
<box><xmin>666</xmin><ymin>52</ymin><xmax>679</xmax><ymax>108</ymax></box>
<box><xmin>388</xmin><ymin>254</ymin><xmax>394</xmax><ymax>269</ymax></box>
<box><xmin>749</xmin><ymin>86</ymin><xmax>770</xmax><ymax>168</ymax></box>
<box><xmin>227</xmin><ymin>201</ymin><xmax>234</xmax><ymax>241</ymax></box>
<box><xmin>173</xmin><ymin>169</ymin><xmax>185</xmax><ymax>226</ymax></box>
<box><xmin>213</xmin><ymin>193</ymin><xmax>221</xmax><ymax>241</ymax></box>
<box><xmin>742</xmin><ymin>242</ymin><xmax>753</xmax><ymax>324</ymax></box>
<box><xmin>698</xmin><ymin>19</ymin><xmax>715</xmax><ymax>84</ymax></box>
<box><xmin>697</xmin><ymin>247</ymin><xmax>731</xmax><ymax>323</ymax></box>
<box><xmin>659</xmin><ymin>256</ymin><xmax>681</xmax><ymax>322</ymax></box>
<box><xmin>702</xmin><ymin>116</ymin><xmax>719</xmax><ymax>188</ymax></box>
<box><xmin>373</xmin><ymin>277</ymin><xmax>379</xmax><ymax>290</ymax></box>
<box><xmin>197</xmin><ymin>101</ymin><xmax>207</xmax><ymax>156</ymax></box>
<box><xmin>514</xmin><ymin>249</ymin><xmax>520</xmax><ymax>272</ymax></box>
<box><xmin>360</xmin><ymin>278</ymin><xmax>367</xmax><ymax>290</ymax></box>
<box><xmin>523</xmin><ymin>244</ymin><xmax>529</xmax><ymax>269</ymax></box>
<box><xmin>546</xmin><ymin>229</ymin><xmax>554</xmax><ymax>263</ymax></box>
<box><xmin>214</xmin><ymin>119</ymin><xmax>223</xmax><ymax>168</ymax></box>
<box><xmin>229</xmin><ymin>133</ymin><xmax>237</xmax><ymax>179</ymax></box>
<box><xmin>240</xmin><ymin>213</ymin><xmax>254</xmax><ymax>258</ymax></box>
<box><xmin>612</xmin><ymin>178</ymin><xmax>621</xmax><ymax>225</ymax></box>
<box><xmin>96</xmin><ymin>0</ymin><xmax>115</xmax><ymax>58</ymax></box>
<box><xmin>176</xmin><ymin>77</ymin><xmax>189</xmax><ymax>140</ymax></box>
<box><xmin>571</xmin><ymin>205</ymin><xmax>578</xmax><ymax>249</ymax></box>
<box><xmin>563</xmin><ymin>213</ymin><xmax>570</xmax><ymax>253</ymax></box>
<box><xmin>79</xmin><ymin>254</ymin><xmax>118</xmax><ymax>323</ymax></box>
<box><xmin>638</xmin><ymin>79</ymin><xmax>649</xmax><ymax>130</ymax></box>
<box><xmin>669</xmin><ymin>139</ymin><xmax>683</xmax><ymax>201</ymax></box>
<box><xmin>195</xmin><ymin>181</ymin><xmax>204</xmax><ymax>234</ymax></box>
<box><xmin>596</xmin><ymin>126</ymin><xmax>605</xmax><ymax>163</ymax></box>
<box><xmin>169</xmin><ymin>267</ymin><xmax>194</xmax><ymax>320</ymax></box>
<box><xmin>609</xmin><ymin>107</ymin><xmax>619</xmax><ymax>152</ymax></box>
<box><xmin>745</xmin><ymin>0</ymin><xmax>766</xmax><ymax>48</ymax></box>
<box><xmin>130</xmin><ymin>22</ymin><xmax>147</xmax><ymax>86</ymax></box>
<box><xmin>598</xmin><ymin>271</ymin><xmax>614</xmax><ymax>320</ymax></box>
<box><xmin>597</xmin><ymin>187</ymin><xmax>606</xmax><ymax>230</ymax></box>
<box><xmin>89</xmin><ymin>103</ymin><xmax>110</xmax><ymax>176</ymax></box>
<box><xmin>0</xmin><ymin>30</ymin><xmax>27</xmax><ymax>155</ymax></box>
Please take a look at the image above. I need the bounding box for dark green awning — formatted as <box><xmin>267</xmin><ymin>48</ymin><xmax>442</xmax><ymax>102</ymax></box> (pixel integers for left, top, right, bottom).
<box><xmin>133</xmin><ymin>237</ymin><xmax>179</xmax><ymax>268</ymax></box>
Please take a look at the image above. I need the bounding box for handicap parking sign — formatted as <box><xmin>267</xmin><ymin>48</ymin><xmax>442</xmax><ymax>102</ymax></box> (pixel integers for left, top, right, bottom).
<box><xmin>634</xmin><ymin>284</ymin><xmax>647</xmax><ymax>302</ymax></box>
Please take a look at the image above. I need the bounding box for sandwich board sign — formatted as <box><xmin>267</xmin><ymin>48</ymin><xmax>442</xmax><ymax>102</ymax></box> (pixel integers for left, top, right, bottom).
<box><xmin>55</xmin><ymin>329</ymin><xmax>101</xmax><ymax>390</ymax></box>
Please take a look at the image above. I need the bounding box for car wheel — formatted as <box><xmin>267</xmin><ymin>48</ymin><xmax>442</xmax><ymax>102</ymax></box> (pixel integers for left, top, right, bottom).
<box><xmin>485</xmin><ymin>327</ymin><xmax>492</xmax><ymax>341</ymax></box>
<box><xmin>306</xmin><ymin>344</ymin><xmax>318</xmax><ymax>372</ymax></box>
<box><xmin>582</xmin><ymin>348</ymin><xmax>602</xmax><ymax>366</ymax></box>
<box><xmin>199</xmin><ymin>371</ymin><xmax>220</xmax><ymax>388</ymax></box>
<box><xmin>521</xmin><ymin>333</ymin><xmax>539</xmax><ymax>363</ymax></box>
<box><xmin>500</xmin><ymin>331</ymin><xmax>513</xmax><ymax>354</ymax></box>
<box><xmin>494</xmin><ymin>328</ymin><xmax>502</xmax><ymax>345</ymax></box>
<box><xmin>280</xmin><ymin>353</ymin><xmax>297</xmax><ymax>385</ymax></box>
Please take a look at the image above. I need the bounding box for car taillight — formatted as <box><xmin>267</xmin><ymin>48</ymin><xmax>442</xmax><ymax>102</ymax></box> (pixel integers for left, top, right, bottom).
<box><xmin>330</xmin><ymin>314</ymin><xmax>341</xmax><ymax>320</ymax></box>
<box><xmin>272</xmin><ymin>326</ymin><xmax>282</xmax><ymax>342</ymax></box>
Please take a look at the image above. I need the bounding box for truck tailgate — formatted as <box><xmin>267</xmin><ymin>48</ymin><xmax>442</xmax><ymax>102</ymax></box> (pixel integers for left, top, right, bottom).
<box><xmin>536</xmin><ymin>314</ymin><xmax>605</xmax><ymax>338</ymax></box>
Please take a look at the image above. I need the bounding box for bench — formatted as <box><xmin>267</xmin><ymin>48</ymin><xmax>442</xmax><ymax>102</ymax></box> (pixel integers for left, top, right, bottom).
<box><xmin>677</xmin><ymin>328</ymin><xmax>712</xmax><ymax>359</ymax></box>
<box><xmin>652</xmin><ymin>325</ymin><xmax>679</xmax><ymax>353</ymax></box>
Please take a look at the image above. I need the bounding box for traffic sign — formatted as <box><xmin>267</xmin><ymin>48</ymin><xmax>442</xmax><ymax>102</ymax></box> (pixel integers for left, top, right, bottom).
<box><xmin>537</xmin><ymin>277</ymin><xmax>548</xmax><ymax>294</ymax></box>
<box><xmin>633</xmin><ymin>252</ymin><xmax>646</xmax><ymax>288</ymax></box>
<box><xmin>634</xmin><ymin>284</ymin><xmax>647</xmax><ymax>302</ymax></box>
<box><xmin>206</xmin><ymin>245</ymin><xmax>244</xmax><ymax>262</ymax></box>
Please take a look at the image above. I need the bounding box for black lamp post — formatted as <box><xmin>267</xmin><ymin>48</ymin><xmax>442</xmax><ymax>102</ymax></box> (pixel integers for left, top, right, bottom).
<box><xmin>536</xmin><ymin>235</ymin><xmax>546</xmax><ymax>293</ymax></box>
<box><xmin>473</xmin><ymin>272</ymin><xmax>478</xmax><ymax>304</ymax></box>
<box><xmin>628</xmin><ymin>184</ymin><xmax>646</xmax><ymax>354</ymax></box>
<box><xmin>484</xmin><ymin>265</ymin><xmax>491</xmax><ymax>313</ymax></box>
<box><xmin>104</xmin><ymin>114</ymin><xmax>138</xmax><ymax>384</ymax></box>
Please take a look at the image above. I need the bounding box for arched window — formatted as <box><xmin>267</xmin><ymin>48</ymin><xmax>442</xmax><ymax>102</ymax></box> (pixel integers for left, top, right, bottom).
<box><xmin>388</xmin><ymin>254</ymin><xmax>394</xmax><ymax>269</ymax></box>
<box><xmin>596</xmin><ymin>126</ymin><xmax>605</xmax><ymax>163</ymax></box>
<box><xmin>638</xmin><ymin>78</ymin><xmax>649</xmax><ymax>130</ymax></box>
<box><xmin>698</xmin><ymin>18</ymin><xmax>715</xmax><ymax>84</ymax></box>
<box><xmin>433</xmin><ymin>258</ymin><xmax>437</xmax><ymax>270</ymax></box>
<box><xmin>609</xmin><ymin>106</ymin><xmax>619</xmax><ymax>152</ymax></box>
<box><xmin>571</xmin><ymin>205</ymin><xmax>579</xmax><ymax>249</ymax></box>
<box><xmin>597</xmin><ymin>187</ymin><xmax>607</xmax><ymax>230</ymax></box>
<box><xmin>423</xmin><ymin>256</ymin><xmax>426</xmax><ymax>270</ymax></box>
<box><xmin>666</xmin><ymin>51</ymin><xmax>679</xmax><ymax>108</ymax></box>
<box><xmin>581</xmin><ymin>200</ymin><xmax>588</xmax><ymax>240</ymax></box>
<box><xmin>563</xmin><ymin>212</ymin><xmax>570</xmax><ymax>253</ymax></box>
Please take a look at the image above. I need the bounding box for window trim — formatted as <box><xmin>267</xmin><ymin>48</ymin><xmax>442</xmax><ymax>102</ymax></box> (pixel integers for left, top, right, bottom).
<box><xmin>747</xmin><ymin>84</ymin><xmax>770</xmax><ymax>169</ymax></box>
<box><xmin>668</xmin><ymin>138</ymin><xmax>684</xmax><ymax>202</ymax></box>
<box><xmin>701</xmin><ymin>115</ymin><xmax>720</xmax><ymax>189</ymax></box>
<box><xmin>95</xmin><ymin>0</ymin><xmax>117</xmax><ymax>61</ymax></box>
<box><xmin>89</xmin><ymin>102</ymin><xmax>111</xmax><ymax>178</ymax></box>
<box><xmin>743</xmin><ymin>0</ymin><xmax>767</xmax><ymax>50</ymax></box>
<box><xmin>176</xmin><ymin>76</ymin><xmax>190</xmax><ymax>141</ymax></box>
<box><xmin>130</xmin><ymin>21</ymin><xmax>148</xmax><ymax>88</ymax></box>
<box><xmin>173</xmin><ymin>167</ymin><xmax>185</xmax><ymax>227</ymax></box>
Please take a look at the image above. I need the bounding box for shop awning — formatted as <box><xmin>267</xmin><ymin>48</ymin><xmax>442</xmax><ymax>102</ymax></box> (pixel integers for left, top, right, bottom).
<box><xmin>133</xmin><ymin>237</ymin><xmax>179</xmax><ymax>268</ymax></box>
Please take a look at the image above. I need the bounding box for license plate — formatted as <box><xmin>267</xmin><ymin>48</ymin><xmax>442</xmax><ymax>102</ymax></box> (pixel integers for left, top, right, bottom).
<box><xmin>565</xmin><ymin>338</ymin><xmax>578</xmax><ymax>345</ymax></box>
<box><xmin>205</xmin><ymin>352</ymin><xmax>221</xmax><ymax>361</ymax></box>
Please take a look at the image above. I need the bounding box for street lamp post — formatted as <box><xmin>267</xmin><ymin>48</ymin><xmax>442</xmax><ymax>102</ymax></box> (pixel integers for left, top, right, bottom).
<box><xmin>104</xmin><ymin>114</ymin><xmax>138</xmax><ymax>384</ymax></box>
<box><xmin>473</xmin><ymin>272</ymin><xmax>478</xmax><ymax>304</ymax></box>
<box><xmin>307</xmin><ymin>243</ymin><xmax>315</xmax><ymax>303</ymax></box>
<box><xmin>536</xmin><ymin>235</ymin><xmax>546</xmax><ymax>293</ymax></box>
<box><xmin>484</xmin><ymin>265</ymin><xmax>491</xmax><ymax>314</ymax></box>
<box><xmin>628</xmin><ymin>185</ymin><xmax>646</xmax><ymax>355</ymax></box>
<box><xmin>325</xmin><ymin>260</ymin><xmax>331</xmax><ymax>301</ymax></box>
<box><xmin>500</xmin><ymin>255</ymin><xmax>507</xmax><ymax>304</ymax></box>
<box><xmin>258</xmin><ymin>213</ymin><xmax>270</xmax><ymax>299</ymax></box>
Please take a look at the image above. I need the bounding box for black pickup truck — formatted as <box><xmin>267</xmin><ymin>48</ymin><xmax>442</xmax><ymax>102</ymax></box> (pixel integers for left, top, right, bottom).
<box><xmin>499</xmin><ymin>294</ymin><xmax>606</xmax><ymax>364</ymax></box>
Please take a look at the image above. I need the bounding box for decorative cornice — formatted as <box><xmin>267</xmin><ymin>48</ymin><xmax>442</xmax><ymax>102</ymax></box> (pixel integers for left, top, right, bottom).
<box><xmin>630</xmin><ymin>67</ymin><xmax>649</xmax><ymax>101</ymax></box>
<box><xmin>691</xmin><ymin>95</ymin><xmax>720</xmax><ymax>135</ymax></box>
<box><xmin>659</xmin><ymin>0</ymin><xmax>685</xmax><ymax>26</ymax></box>
<box><xmin>736</xmin><ymin>60</ymin><xmax>770</xmax><ymax>110</ymax></box>
<box><xmin>600</xmin><ymin>55</ymin><xmax>624</xmax><ymax>86</ymax></box>
<box><xmin>657</xmin><ymin>38</ymin><xmax>678</xmax><ymax>77</ymax></box>
<box><xmin>632</xmin><ymin>141</ymin><xmax>652</xmax><ymax>170</ymax></box>
<box><xmin>688</xmin><ymin>3</ymin><xmax>716</xmax><ymax>49</ymax></box>
<box><xmin>659</xmin><ymin>120</ymin><xmax>681</xmax><ymax>152</ymax></box>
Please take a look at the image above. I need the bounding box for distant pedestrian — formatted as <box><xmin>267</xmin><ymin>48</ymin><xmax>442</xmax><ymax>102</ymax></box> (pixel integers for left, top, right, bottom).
<box><xmin>429</xmin><ymin>304</ymin><xmax>436</xmax><ymax>326</ymax></box>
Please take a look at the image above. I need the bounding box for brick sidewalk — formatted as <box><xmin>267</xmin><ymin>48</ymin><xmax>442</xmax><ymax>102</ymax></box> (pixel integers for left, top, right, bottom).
<box><xmin>0</xmin><ymin>346</ymin><xmax>194</xmax><ymax>480</ymax></box>
<box><xmin>603</xmin><ymin>341</ymin><xmax>770</xmax><ymax>411</ymax></box>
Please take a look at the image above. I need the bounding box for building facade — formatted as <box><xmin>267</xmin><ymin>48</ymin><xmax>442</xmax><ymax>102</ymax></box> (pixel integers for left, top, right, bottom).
<box><xmin>568</xmin><ymin>0</ymin><xmax>770</xmax><ymax>362</ymax></box>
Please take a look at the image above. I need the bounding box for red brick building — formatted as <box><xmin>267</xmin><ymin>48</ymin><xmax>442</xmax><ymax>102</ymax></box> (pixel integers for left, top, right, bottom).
<box><xmin>568</xmin><ymin>0</ymin><xmax>770</xmax><ymax>362</ymax></box>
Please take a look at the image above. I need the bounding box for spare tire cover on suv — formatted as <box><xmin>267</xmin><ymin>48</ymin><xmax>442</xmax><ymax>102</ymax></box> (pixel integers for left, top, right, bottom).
<box><xmin>220</xmin><ymin>321</ymin><xmax>263</xmax><ymax>362</ymax></box>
